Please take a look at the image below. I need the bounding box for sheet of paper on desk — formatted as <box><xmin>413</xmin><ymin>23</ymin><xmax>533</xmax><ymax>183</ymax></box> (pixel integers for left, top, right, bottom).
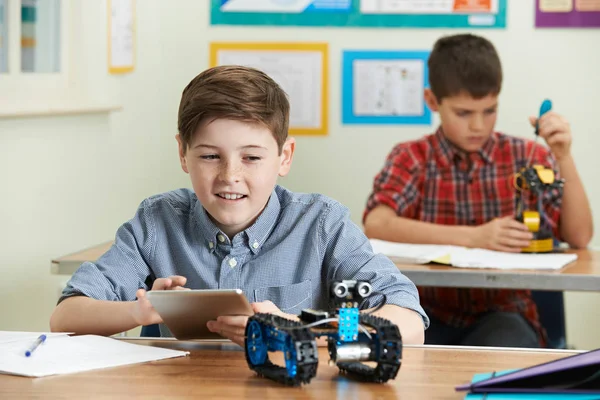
<box><xmin>370</xmin><ymin>239</ymin><xmax>578</xmax><ymax>270</ymax></box>
<box><xmin>369</xmin><ymin>239</ymin><xmax>461</xmax><ymax>264</ymax></box>
<box><xmin>0</xmin><ymin>335</ymin><xmax>189</xmax><ymax>377</ymax></box>
<box><xmin>0</xmin><ymin>331</ymin><xmax>70</xmax><ymax>345</ymax></box>
<box><xmin>450</xmin><ymin>249</ymin><xmax>578</xmax><ymax>270</ymax></box>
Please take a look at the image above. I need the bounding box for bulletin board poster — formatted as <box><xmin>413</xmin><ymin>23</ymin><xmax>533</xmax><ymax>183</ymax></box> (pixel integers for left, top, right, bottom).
<box><xmin>536</xmin><ymin>0</ymin><xmax>600</xmax><ymax>27</ymax></box>
<box><xmin>210</xmin><ymin>42</ymin><xmax>329</xmax><ymax>136</ymax></box>
<box><xmin>211</xmin><ymin>0</ymin><xmax>507</xmax><ymax>28</ymax></box>
<box><xmin>342</xmin><ymin>51</ymin><xmax>431</xmax><ymax>125</ymax></box>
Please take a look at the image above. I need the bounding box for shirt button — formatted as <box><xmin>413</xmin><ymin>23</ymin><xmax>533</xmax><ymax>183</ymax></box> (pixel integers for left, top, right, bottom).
<box><xmin>208</xmin><ymin>242</ymin><xmax>214</xmax><ymax>249</ymax></box>
<box><xmin>229</xmin><ymin>258</ymin><xmax>237</xmax><ymax>268</ymax></box>
<box><xmin>217</xmin><ymin>234</ymin><xmax>225</xmax><ymax>243</ymax></box>
<box><xmin>252</xmin><ymin>241</ymin><xmax>259</xmax><ymax>249</ymax></box>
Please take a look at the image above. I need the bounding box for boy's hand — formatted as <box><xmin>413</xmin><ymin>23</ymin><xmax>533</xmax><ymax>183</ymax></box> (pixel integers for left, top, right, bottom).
<box><xmin>207</xmin><ymin>300</ymin><xmax>298</xmax><ymax>347</ymax></box>
<box><xmin>529</xmin><ymin>112</ymin><xmax>572</xmax><ymax>161</ymax></box>
<box><xmin>131</xmin><ymin>276</ymin><xmax>189</xmax><ymax>326</ymax></box>
<box><xmin>472</xmin><ymin>217</ymin><xmax>533</xmax><ymax>253</ymax></box>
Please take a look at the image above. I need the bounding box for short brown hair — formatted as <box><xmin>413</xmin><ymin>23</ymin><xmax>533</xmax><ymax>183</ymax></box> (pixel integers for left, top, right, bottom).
<box><xmin>428</xmin><ymin>34</ymin><xmax>502</xmax><ymax>102</ymax></box>
<box><xmin>177</xmin><ymin>65</ymin><xmax>290</xmax><ymax>154</ymax></box>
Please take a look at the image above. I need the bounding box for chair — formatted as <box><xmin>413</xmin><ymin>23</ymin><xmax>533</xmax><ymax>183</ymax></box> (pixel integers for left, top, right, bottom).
<box><xmin>140</xmin><ymin>324</ymin><xmax>161</xmax><ymax>337</ymax></box>
<box><xmin>531</xmin><ymin>290</ymin><xmax>567</xmax><ymax>349</ymax></box>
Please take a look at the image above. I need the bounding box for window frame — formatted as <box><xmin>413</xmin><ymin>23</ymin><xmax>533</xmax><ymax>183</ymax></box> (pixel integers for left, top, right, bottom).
<box><xmin>0</xmin><ymin>0</ymin><xmax>74</xmax><ymax>116</ymax></box>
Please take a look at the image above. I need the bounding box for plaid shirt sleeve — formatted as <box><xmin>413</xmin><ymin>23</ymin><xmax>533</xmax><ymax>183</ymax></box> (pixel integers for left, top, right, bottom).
<box><xmin>529</xmin><ymin>143</ymin><xmax>563</xmax><ymax>241</ymax></box>
<box><xmin>364</xmin><ymin>144</ymin><xmax>424</xmax><ymax>222</ymax></box>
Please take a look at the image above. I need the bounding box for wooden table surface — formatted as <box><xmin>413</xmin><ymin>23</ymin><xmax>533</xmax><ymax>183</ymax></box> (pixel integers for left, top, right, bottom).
<box><xmin>397</xmin><ymin>249</ymin><xmax>600</xmax><ymax>291</ymax></box>
<box><xmin>0</xmin><ymin>339</ymin><xmax>579</xmax><ymax>399</ymax></box>
<box><xmin>51</xmin><ymin>242</ymin><xmax>600</xmax><ymax>291</ymax></box>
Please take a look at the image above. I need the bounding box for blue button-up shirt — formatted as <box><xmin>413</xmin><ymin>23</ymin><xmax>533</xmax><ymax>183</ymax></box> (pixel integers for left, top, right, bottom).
<box><xmin>62</xmin><ymin>185</ymin><xmax>429</xmax><ymax>335</ymax></box>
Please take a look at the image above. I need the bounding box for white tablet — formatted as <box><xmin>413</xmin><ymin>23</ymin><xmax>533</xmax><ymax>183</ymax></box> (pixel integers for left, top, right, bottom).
<box><xmin>146</xmin><ymin>289</ymin><xmax>254</xmax><ymax>340</ymax></box>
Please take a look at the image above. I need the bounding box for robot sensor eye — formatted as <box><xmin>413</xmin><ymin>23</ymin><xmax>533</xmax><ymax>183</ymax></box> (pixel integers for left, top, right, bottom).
<box><xmin>357</xmin><ymin>282</ymin><xmax>372</xmax><ymax>297</ymax></box>
<box><xmin>333</xmin><ymin>283</ymin><xmax>349</xmax><ymax>298</ymax></box>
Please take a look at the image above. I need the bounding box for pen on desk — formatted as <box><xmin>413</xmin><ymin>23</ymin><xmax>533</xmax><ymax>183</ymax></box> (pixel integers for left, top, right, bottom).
<box><xmin>24</xmin><ymin>334</ymin><xmax>47</xmax><ymax>357</ymax></box>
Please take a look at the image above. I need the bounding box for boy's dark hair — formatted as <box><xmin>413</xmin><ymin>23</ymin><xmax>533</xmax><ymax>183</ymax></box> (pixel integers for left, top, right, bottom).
<box><xmin>428</xmin><ymin>34</ymin><xmax>502</xmax><ymax>102</ymax></box>
<box><xmin>177</xmin><ymin>65</ymin><xmax>290</xmax><ymax>154</ymax></box>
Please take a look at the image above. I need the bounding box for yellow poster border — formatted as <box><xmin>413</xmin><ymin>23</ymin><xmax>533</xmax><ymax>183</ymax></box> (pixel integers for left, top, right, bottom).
<box><xmin>210</xmin><ymin>42</ymin><xmax>328</xmax><ymax>136</ymax></box>
<box><xmin>107</xmin><ymin>0</ymin><xmax>136</xmax><ymax>74</ymax></box>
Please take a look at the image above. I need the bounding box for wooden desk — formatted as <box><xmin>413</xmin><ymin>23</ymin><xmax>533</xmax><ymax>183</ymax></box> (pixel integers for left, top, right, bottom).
<box><xmin>51</xmin><ymin>242</ymin><xmax>600</xmax><ymax>292</ymax></box>
<box><xmin>0</xmin><ymin>340</ymin><xmax>580</xmax><ymax>399</ymax></box>
<box><xmin>397</xmin><ymin>249</ymin><xmax>600</xmax><ymax>291</ymax></box>
<box><xmin>50</xmin><ymin>241</ymin><xmax>113</xmax><ymax>275</ymax></box>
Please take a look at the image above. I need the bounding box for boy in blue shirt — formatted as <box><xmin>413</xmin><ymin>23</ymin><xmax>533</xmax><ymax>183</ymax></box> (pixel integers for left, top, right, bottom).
<box><xmin>50</xmin><ymin>65</ymin><xmax>428</xmax><ymax>346</ymax></box>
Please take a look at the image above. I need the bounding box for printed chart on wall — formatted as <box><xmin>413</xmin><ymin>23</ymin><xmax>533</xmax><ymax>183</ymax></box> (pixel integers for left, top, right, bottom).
<box><xmin>108</xmin><ymin>0</ymin><xmax>135</xmax><ymax>74</ymax></box>
<box><xmin>210</xmin><ymin>43</ymin><xmax>328</xmax><ymax>136</ymax></box>
<box><xmin>342</xmin><ymin>51</ymin><xmax>431</xmax><ymax>125</ymax></box>
<box><xmin>211</xmin><ymin>0</ymin><xmax>507</xmax><ymax>28</ymax></box>
<box><xmin>536</xmin><ymin>0</ymin><xmax>600</xmax><ymax>27</ymax></box>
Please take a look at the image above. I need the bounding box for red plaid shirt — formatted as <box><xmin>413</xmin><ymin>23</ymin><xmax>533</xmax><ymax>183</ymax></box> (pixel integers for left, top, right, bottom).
<box><xmin>364</xmin><ymin>128</ymin><xmax>563</xmax><ymax>346</ymax></box>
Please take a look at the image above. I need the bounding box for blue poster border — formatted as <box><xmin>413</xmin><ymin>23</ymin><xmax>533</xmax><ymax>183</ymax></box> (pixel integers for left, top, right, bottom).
<box><xmin>342</xmin><ymin>50</ymin><xmax>431</xmax><ymax>125</ymax></box>
<box><xmin>211</xmin><ymin>0</ymin><xmax>507</xmax><ymax>28</ymax></box>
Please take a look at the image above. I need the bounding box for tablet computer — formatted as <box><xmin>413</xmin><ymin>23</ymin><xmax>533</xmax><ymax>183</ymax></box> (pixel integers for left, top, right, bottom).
<box><xmin>146</xmin><ymin>289</ymin><xmax>254</xmax><ymax>340</ymax></box>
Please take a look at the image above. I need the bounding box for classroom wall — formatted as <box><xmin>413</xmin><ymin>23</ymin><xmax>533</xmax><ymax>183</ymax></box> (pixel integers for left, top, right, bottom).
<box><xmin>1</xmin><ymin>0</ymin><xmax>599</xmax><ymax>349</ymax></box>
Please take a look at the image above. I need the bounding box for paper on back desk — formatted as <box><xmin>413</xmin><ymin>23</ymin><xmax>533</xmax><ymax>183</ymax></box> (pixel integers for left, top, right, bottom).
<box><xmin>0</xmin><ymin>334</ymin><xmax>189</xmax><ymax>377</ymax></box>
<box><xmin>450</xmin><ymin>248</ymin><xmax>578</xmax><ymax>270</ymax></box>
<box><xmin>370</xmin><ymin>239</ymin><xmax>578</xmax><ymax>270</ymax></box>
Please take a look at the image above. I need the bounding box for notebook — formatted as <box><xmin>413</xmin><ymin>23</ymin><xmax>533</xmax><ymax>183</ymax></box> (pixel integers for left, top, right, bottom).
<box><xmin>456</xmin><ymin>349</ymin><xmax>600</xmax><ymax>396</ymax></box>
<box><xmin>370</xmin><ymin>239</ymin><xmax>578</xmax><ymax>270</ymax></box>
<box><xmin>0</xmin><ymin>334</ymin><xmax>189</xmax><ymax>377</ymax></box>
<box><xmin>463</xmin><ymin>370</ymin><xmax>600</xmax><ymax>399</ymax></box>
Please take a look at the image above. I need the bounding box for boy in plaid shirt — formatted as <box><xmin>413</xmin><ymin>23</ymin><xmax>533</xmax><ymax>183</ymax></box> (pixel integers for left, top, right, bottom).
<box><xmin>363</xmin><ymin>34</ymin><xmax>593</xmax><ymax>347</ymax></box>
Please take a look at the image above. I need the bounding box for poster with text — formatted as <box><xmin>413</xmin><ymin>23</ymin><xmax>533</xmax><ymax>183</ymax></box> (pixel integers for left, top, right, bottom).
<box><xmin>536</xmin><ymin>0</ymin><xmax>600</xmax><ymax>27</ymax></box>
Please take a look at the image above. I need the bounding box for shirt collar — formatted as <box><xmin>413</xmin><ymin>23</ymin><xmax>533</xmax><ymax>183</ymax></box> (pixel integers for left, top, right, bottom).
<box><xmin>433</xmin><ymin>127</ymin><xmax>496</xmax><ymax>168</ymax></box>
<box><xmin>193</xmin><ymin>188</ymin><xmax>281</xmax><ymax>254</ymax></box>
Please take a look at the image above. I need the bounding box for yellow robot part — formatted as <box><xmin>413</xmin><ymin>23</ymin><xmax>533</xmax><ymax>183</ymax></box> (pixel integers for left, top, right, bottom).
<box><xmin>533</xmin><ymin>165</ymin><xmax>555</xmax><ymax>184</ymax></box>
<box><xmin>522</xmin><ymin>238</ymin><xmax>554</xmax><ymax>253</ymax></box>
<box><xmin>522</xmin><ymin>211</ymin><xmax>540</xmax><ymax>233</ymax></box>
<box><xmin>520</xmin><ymin>211</ymin><xmax>553</xmax><ymax>253</ymax></box>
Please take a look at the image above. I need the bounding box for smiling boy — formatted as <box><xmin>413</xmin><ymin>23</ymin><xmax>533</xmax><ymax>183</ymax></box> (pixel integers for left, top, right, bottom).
<box><xmin>50</xmin><ymin>65</ymin><xmax>428</xmax><ymax>345</ymax></box>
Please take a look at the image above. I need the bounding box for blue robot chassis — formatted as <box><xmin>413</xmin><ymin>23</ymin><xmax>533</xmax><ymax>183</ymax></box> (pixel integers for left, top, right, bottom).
<box><xmin>244</xmin><ymin>280</ymin><xmax>403</xmax><ymax>385</ymax></box>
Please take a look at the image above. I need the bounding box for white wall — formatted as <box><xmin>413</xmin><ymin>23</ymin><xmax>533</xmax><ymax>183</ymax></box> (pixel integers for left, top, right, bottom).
<box><xmin>1</xmin><ymin>0</ymin><xmax>598</xmax><ymax>349</ymax></box>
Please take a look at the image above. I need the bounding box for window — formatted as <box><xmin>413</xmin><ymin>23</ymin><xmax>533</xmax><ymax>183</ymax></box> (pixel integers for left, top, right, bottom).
<box><xmin>0</xmin><ymin>0</ymin><xmax>7</xmax><ymax>73</ymax></box>
<box><xmin>0</xmin><ymin>0</ymin><xmax>120</xmax><ymax>117</ymax></box>
<box><xmin>21</xmin><ymin>0</ymin><xmax>60</xmax><ymax>73</ymax></box>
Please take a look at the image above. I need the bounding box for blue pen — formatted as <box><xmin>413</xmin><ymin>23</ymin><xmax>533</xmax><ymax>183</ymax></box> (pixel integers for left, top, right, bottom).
<box><xmin>25</xmin><ymin>334</ymin><xmax>47</xmax><ymax>357</ymax></box>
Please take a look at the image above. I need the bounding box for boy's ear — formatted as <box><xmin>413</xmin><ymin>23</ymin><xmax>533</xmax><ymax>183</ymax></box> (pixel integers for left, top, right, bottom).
<box><xmin>175</xmin><ymin>134</ymin><xmax>189</xmax><ymax>174</ymax></box>
<box><xmin>424</xmin><ymin>88</ymin><xmax>440</xmax><ymax>112</ymax></box>
<box><xmin>278</xmin><ymin>137</ymin><xmax>296</xmax><ymax>177</ymax></box>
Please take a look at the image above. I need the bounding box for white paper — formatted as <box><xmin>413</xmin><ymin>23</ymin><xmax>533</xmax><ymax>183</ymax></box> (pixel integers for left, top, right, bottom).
<box><xmin>0</xmin><ymin>331</ymin><xmax>70</xmax><ymax>345</ymax></box>
<box><xmin>370</xmin><ymin>239</ymin><xmax>578</xmax><ymax>270</ymax></box>
<box><xmin>370</xmin><ymin>239</ymin><xmax>460</xmax><ymax>264</ymax></box>
<box><xmin>449</xmin><ymin>248</ymin><xmax>578</xmax><ymax>270</ymax></box>
<box><xmin>109</xmin><ymin>0</ymin><xmax>134</xmax><ymax>69</ymax></box>
<box><xmin>353</xmin><ymin>59</ymin><xmax>424</xmax><ymax>117</ymax></box>
<box><xmin>217</xmin><ymin>50</ymin><xmax>323</xmax><ymax>129</ymax></box>
<box><xmin>360</xmin><ymin>0</ymin><xmax>498</xmax><ymax>14</ymax></box>
<box><xmin>0</xmin><ymin>335</ymin><xmax>188</xmax><ymax>377</ymax></box>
